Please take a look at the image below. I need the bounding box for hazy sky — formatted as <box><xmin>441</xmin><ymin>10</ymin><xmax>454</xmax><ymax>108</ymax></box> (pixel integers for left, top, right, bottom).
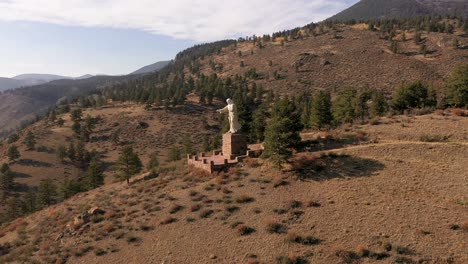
<box><xmin>0</xmin><ymin>0</ymin><xmax>358</xmax><ymax>77</ymax></box>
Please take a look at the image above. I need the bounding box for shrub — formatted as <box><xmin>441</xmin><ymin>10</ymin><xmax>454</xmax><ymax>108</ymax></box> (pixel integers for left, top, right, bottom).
<box><xmin>199</xmin><ymin>209</ymin><xmax>214</xmax><ymax>218</ymax></box>
<box><xmin>190</xmin><ymin>204</ymin><xmax>202</xmax><ymax>212</ymax></box>
<box><xmin>266</xmin><ymin>221</ymin><xmax>287</xmax><ymax>234</ymax></box>
<box><xmin>230</xmin><ymin>221</ymin><xmax>244</xmax><ymax>229</ymax></box>
<box><xmin>273</xmin><ymin>179</ymin><xmax>289</xmax><ymax>188</ymax></box>
<box><xmin>169</xmin><ymin>204</ymin><xmax>184</xmax><ymax>214</ymax></box>
<box><xmin>160</xmin><ymin>217</ymin><xmax>177</xmax><ymax>225</ymax></box>
<box><xmin>276</xmin><ymin>254</ymin><xmax>309</xmax><ymax>264</ymax></box>
<box><xmin>236</xmin><ymin>195</ymin><xmax>255</xmax><ymax>203</ymax></box>
<box><xmin>237</xmin><ymin>225</ymin><xmax>255</xmax><ymax>236</ymax></box>
<box><xmin>335</xmin><ymin>250</ymin><xmax>360</xmax><ymax>264</ymax></box>
<box><xmin>225</xmin><ymin>205</ymin><xmax>240</xmax><ymax>213</ymax></box>
<box><xmin>288</xmin><ymin>200</ymin><xmax>302</xmax><ymax>209</ymax></box>
<box><xmin>126</xmin><ymin>235</ymin><xmax>141</xmax><ymax>244</ymax></box>
<box><xmin>287</xmin><ymin>232</ymin><xmax>320</xmax><ymax>245</ymax></box>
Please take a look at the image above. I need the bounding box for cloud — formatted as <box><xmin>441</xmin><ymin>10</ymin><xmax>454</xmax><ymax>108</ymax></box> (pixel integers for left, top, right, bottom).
<box><xmin>0</xmin><ymin>0</ymin><xmax>353</xmax><ymax>41</ymax></box>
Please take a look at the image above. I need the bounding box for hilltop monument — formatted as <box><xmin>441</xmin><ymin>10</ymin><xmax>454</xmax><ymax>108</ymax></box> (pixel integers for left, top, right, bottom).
<box><xmin>216</xmin><ymin>98</ymin><xmax>242</xmax><ymax>133</ymax></box>
<box><xmin>188</xmin><ymin>98</ymin><xmax>262</xmax><ymax>173</ymax></box>
<box><xmin>217</xmin><ymin>99</ymin><xmax>247</xmax><ymax>157</ymax></box>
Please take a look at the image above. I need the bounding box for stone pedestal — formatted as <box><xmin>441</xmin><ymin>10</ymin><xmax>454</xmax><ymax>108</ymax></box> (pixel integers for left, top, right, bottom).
<box><xmin>222</xmin><ymin>133</ymin><xmax>247</xmax><ymax>157</ymax></box>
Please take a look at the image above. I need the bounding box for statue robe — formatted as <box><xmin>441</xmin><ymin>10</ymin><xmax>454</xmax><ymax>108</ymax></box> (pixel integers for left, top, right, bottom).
<box><xmin>218</xmin><ymin>103</ymin><xmax>242</xmax><ymax>133</ymax></box>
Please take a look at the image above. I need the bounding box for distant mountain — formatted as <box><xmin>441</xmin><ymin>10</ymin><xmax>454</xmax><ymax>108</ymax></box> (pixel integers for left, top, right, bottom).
<box><xmin>329</xmin><ymin>0</ymin><xmax>468</xmax><ymax>21</ymax></box>
<box><xmin>76</xmin><ymin>74</ymin><xmax>94</xmax><ymax>80</ymax></box>
<box><xmin>0</xmin><ymin>73</ymin><xmax>97</xmax><ymax>91</ymax></box>
<box><xmin>130</xmin><ymin>60</ymin><xmax>171</xmax><ymax>75</ymax></box>
<box><xmin>0</xmin><ymin>77</ymin><xmax>23</xmax><ymax>92</ymax></box>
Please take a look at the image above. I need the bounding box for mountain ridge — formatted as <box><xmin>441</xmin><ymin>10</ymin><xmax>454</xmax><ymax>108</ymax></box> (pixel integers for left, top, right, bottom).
<box><xmin>329</xmin><ymin>0</ymin><xmax>468</xmax><ymax>21</ymax></box>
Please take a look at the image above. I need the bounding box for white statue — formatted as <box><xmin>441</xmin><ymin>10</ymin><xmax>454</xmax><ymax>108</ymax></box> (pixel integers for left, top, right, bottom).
<box><xmin>217</xmin><ymin>98</ymin><xmax>242</xmax><ymax>133</ymax></box>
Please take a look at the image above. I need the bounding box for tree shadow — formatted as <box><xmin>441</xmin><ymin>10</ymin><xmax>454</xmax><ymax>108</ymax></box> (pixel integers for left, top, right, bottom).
<box><xmin>16</xmin><ymin>159</ymin><xmax>53</xmax><ymax>168</ymax></box>
<box><xmin>14</xmin><ymin>172</ymin><xmax>32</xmax><ymax>178</ymax></box>
<box><xmin>292</xmin><ymin>153</ymin><xmax>385</xmax><ymax>181</ymax></box>
<box><xmin>298</xmin><ymin>135</ymin><xmax>367</xmax><ymax>153</ymax></box>
<box><xmin>13</xmin><ymin>182</ymin><xmax>31</xmax><ymax>193</ymax></box>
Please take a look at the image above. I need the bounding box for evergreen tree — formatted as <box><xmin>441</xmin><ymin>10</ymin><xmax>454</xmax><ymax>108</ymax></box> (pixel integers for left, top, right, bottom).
<box><xmin>0</xmin><ymin>165</ymin><xmax>14</xmax><ymax>192</ymax></box>
<box><xmin>310</xmin><ymin>91</ymin><xmax>333</xmax><ymax>130</ymax></box>
<box><xmin>392</xmin><ymin>81</ymin><xmax>436</xmax><ymax>112</ymax></box>
<box><xmin>4</xmin><ymin>197</ymin><xmax>23</xmax><ymax>221</ymax></box>
<box><xmin>182</xmin><ymin>135</ymin><xmax>193</xmax><ymax>155</ymax></box>
<box><xmin>445</xmin><ymin>64</ymin><xmax>468</xmax><ymax>108</ymax></box>
<box><xmin>333</xmin><ymin>88</ymin><xmax>357</xmax><ymax>124</ymax></box>
<box><xmin>71</xmin><ymin>121</ymin><xmax>81</xmax><ymax>137</ymax></box>
<box><xmin>23</xmin><ymin>190</ymin><xmax>37</xmax><ymax>214</ymax></box>
<box><xmin>251</xmin><ymin>105</ymin><xmax>268</xmax><ymax>143</ymax></box>
<box><xmin>67</xmin><ymin>142</ymin><xmax>76</xmax><ymax>161</ymax></box>
<box><xmin>70</xmin><ymin>108</ymin><xmax>82</xmax><ymax>121</ymax></box>
<box><xmin>262</xmin><ymin>98</ymin><xmax>302</xmax><ymax>168</ymax></box>
<box><xmin>56</xmin><ymin>144</ymin><xmax>67</xmax><ymax>163</ymax></box>
<box><xmin>37</xmin><ymin>178</ymin><xmax>58</xmax><ymax>208</ymax></box>
<box><xmin>56</xmin><ymin>118</ymin><xmax>65</xmax><ymax>127</ymax></box>
<box><xmin>167</xmin><ymin>147</ymin><xmax>182</xmax><ymax>162</ymax></box>
<box><xmin>117</xmin><ymin>146</ymin><xmax>143</xmax><ymax>184</ymax></box>
<box><xmin>7</xmin><ymin>145</ymin><xmax>21</xmax><ymax>161</ymax></box>
<box><xmin>390</xmin><ymin>41</ymin><xmax>399</xmax><ymax>54</ymax></box>
<box><xmin>60</xmin><ymin>179</ymin><xmax>83</xmax><ymax>200</ymax></box>
<box><xmin>370</xmin><ymin>91</ymin><xmax>388</xmax><ymax>117</ymax></box>
<box><xmin>146</xmin><ymin>153</ymin><xmax>160</xmax><ymax>171</ymax></box>
<box><xmin>24</xmin><ymin>131</ymin><xmax>36</xmax><ymax>150</ymax></box>
<box><xmin>85</xmin><ymin>160</ymin><xmax>104</xmax><ymax>189</ymax></box>
<box><xmin>7</xmin><ymin>133</ymin><xmax>19</xmax><ymax>144</ymax></box>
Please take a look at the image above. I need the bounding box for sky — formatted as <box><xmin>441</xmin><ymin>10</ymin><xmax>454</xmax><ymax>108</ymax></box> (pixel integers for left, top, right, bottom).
<box><xmin>0</xmin><ymin>0</ymin><xmax>358</xmax><ymax>77</ymax></box>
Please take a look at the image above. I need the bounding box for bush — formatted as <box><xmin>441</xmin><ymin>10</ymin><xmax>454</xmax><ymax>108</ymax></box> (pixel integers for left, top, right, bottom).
<box><xmin>287</xmin><ymin>233</ymin><xmax>320</xmax><ymax>245</ymax></box>
<box><xmin>236</xmin><ymin>195</ymin><xmax>255</xmax><ymax>203</ymax></box>
<box><xmin>199</xmin><ymin>209</ymin><xmax>214</xmax><ymax>218</ymax></box>
<box><xmin>237</xmin><ymin>225</ymin><xmax>255</xmax><ymax>236</ymax></box>
<box><xmin>266</xmin><ymin>222</ymin><xmax>287</xmax><ymax>234</ymax></box>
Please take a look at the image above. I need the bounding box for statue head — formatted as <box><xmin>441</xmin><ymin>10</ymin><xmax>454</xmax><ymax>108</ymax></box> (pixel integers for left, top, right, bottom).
<box><xmin>226</xmin><ymin>98</ymin><xmax>233</xmax><ymax>105</ymax></box>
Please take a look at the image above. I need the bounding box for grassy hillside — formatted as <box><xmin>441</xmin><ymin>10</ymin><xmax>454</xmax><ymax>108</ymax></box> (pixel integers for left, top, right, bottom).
<box><xmin>0</xmin><ymin>110</ymin><xmax>467</xmax><ymax>263</ymax></box>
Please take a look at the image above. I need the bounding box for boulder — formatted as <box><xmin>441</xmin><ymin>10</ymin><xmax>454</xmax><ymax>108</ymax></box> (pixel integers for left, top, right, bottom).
<box><xmin>88</xmin><ymin>207</ymin><xmax>105</xmax><ymax>215</ymax></box>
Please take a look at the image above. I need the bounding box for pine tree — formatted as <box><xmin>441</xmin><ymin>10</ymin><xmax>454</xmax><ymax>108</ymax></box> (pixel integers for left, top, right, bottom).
<box><xmin>7</xmin><ymin>145</ymin><xmax>21</xmax><ymax>161</ymax></box>
<box><xmin>85</xmin><ymin>160</ymin><xmax>104</xmax><ymax>190</ymax></box>
<box><xmin>146</xmin><ymin>153</ymin><xmax>160</xmax><ymax>171</ymax></box>
<box><xmin>0</xmin><ymin>165</ymin><xmax>14</xmax><ymax>192</ymax></box>
<box><xmin>390</xmin><ymin>41</ymin><xmax>399</xmax><ymax>54</ymax></box>
<box><xmin>117</xmin><ymin>146</ymin><xmax>143</xmax><ymax>184</ymax></box>
<box><xmin>37</xmin><ymin>178</ymin><xmax>58</xmax><ymax>208</ymax></box>
<box><xmin>262</xmin><ymin>98</ymin><xmax>302</xmax><ymax>168</ymax></box>
<box><xmin>60</xmin><ymin>179</ymin><xmax>83</xmax><ymax>200</ymax></box>
<box><xmin>71</xmin><ymin>121</ymin><xmax>81</xmax><ymax>137</ymax></box>
<box><xmin>182</xmin><ymin>135</ymin><xmax>193</xmax><ymax>155</ymax></box>
<box><xmin>310</xmin><ymin>91</ymin><xmax>333</xmax><ymax>130</ymax></box>
<box><xmin>251</xmin><ymin>105</ymin><xmax>267</xmax><ymax>143</ymax></box>
<box><xmin>4</xmin><ymin>197</ymin><xmax>23</xmax><ymax>221</ymax></box>
<box><xmin>370</xmin><ymin>91</ymin><xmax>388</xmax><ymax>117</ymax></box>
<box><xmin>56</xmin><ymin>118</ymin><xmax>65</xmax><ymax>127</ymax></box>
<box><xmin>67</xmin><ymin>142</ymin><xmax>76</xmax><ymax>161</ymax></box>
<box><xmin>445</xmin><ymin>64</ymin><xmax>468</xmax><ymax>108</ymax></box>
<box><xmin>56</xmin><ymin>144</ymin><xmax>67</xmax><ymax>163</ymax></box>
<box><xmin>24</xmin><ymin>131</ymin><xmax>36</xmax><ymax>150</ymax></box>
<box><xmin>333</xmin><ymin>88</ymin><xmax>357</xmax><ymax>124</ymax></box>
<box><xmin>70</xmin><ymin>108</ymin><xmax>82</xmax><ymax>121</ymax></box>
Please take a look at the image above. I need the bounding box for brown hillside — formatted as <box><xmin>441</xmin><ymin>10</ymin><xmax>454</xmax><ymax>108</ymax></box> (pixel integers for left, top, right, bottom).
<box><xmin>0</xmin><ymin>111</ymin><xmax>467</xmax><ymax>264</ymax></box>
<box><xmin>194</xmin><ymin>25</ymin><xmax>467</xmax><ymax>95</ymax></box>
<box><xmin>0</xmin><ymin>101</ymin><xmax>222</xmax><ymax>216</ymax></box>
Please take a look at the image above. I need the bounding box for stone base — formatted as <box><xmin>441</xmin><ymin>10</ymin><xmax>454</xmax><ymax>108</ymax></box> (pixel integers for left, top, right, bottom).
<box><xmin>222</xmin><ymin>133</ymin><xmax>247</xmax><ymax>157</ymax></box>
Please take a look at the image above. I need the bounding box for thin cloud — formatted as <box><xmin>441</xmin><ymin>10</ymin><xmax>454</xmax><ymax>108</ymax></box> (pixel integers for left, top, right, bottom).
<box><xmin>0</xmin><ymin>0</ymin><xmax>352</xmax><ymax>41</ymax></box>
